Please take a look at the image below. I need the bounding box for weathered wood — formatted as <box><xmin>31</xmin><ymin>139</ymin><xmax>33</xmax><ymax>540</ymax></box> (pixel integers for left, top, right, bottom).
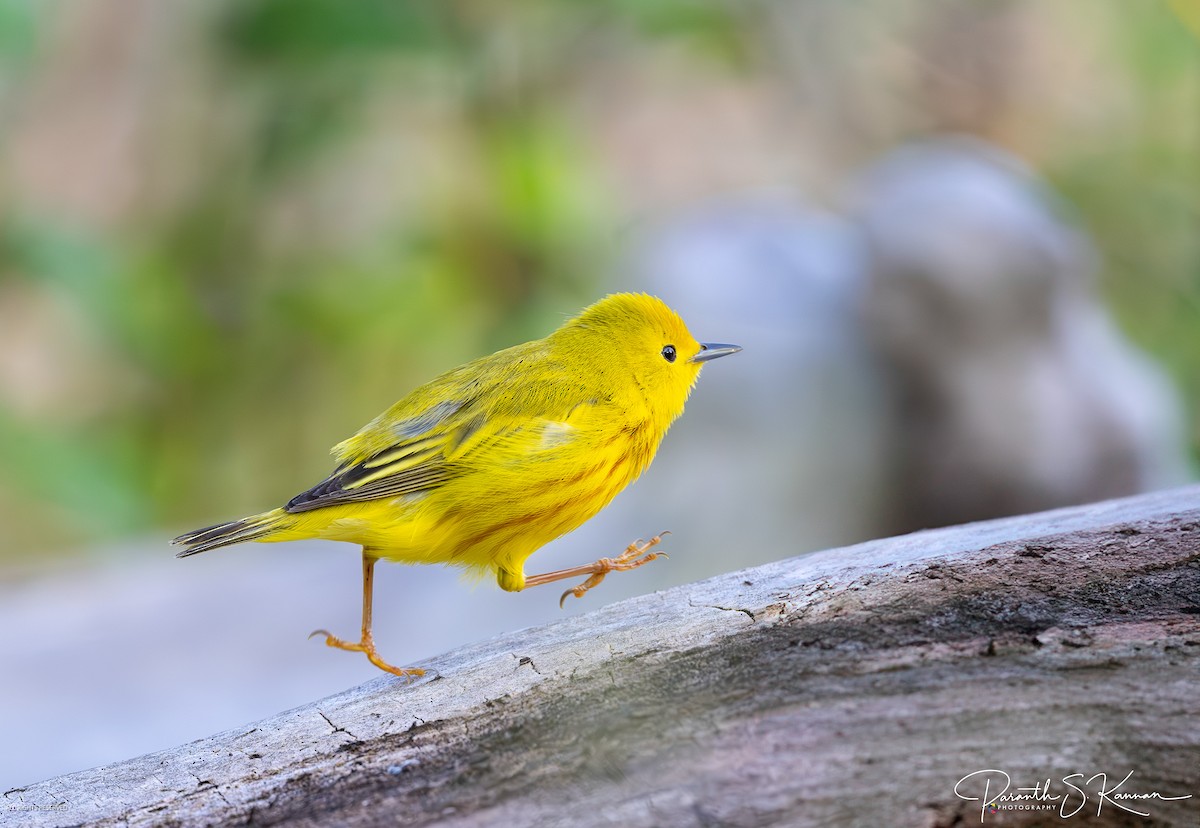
<box><xmin>6</xmin><ymin>486</ymin><xmax>1200</xmax><ymax>827</ymax></box>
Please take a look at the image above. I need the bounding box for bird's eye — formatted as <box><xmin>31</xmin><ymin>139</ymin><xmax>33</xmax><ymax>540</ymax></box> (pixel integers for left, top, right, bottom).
<box><xmin>661</xmin><ymin>345</ymin><xmax>677</xmax><ymax>363</ymax></box>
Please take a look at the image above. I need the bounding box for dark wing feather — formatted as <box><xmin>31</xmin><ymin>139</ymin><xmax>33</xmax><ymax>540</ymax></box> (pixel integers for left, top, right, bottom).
<box><xmin>285</xmin><ymin>430</ymin><xmax>461</xmax><ymax>513</ymax></box>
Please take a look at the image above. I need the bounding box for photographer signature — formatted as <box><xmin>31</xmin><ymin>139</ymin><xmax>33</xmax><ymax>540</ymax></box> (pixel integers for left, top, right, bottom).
<box><xmin>954</xmin><ymin>768</ymin><xmax>1192</xmax><ymax>822</ymax></box>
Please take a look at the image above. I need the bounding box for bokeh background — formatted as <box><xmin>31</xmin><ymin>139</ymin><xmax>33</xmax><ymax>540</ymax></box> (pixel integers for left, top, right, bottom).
<box><xmin>1</xmin><ymin>0</ymin><xmax>1197</xmax><ymax>790</ymax></box>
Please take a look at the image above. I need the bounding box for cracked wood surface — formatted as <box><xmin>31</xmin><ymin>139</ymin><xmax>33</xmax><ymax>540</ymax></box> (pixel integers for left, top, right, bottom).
<box><xmin>6</xmin><ymin>486</ymin><xmax>1200</xmax><ymax>828</ymax></box>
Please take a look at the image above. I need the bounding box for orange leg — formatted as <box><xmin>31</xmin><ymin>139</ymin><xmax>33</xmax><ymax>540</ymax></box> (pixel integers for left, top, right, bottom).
<box><xmin>309</xmin><ymin>551</ymin><xmax>425</xmax><ymax>679</ymax></box>
<box><xmin>524</xmin><ymin>532</ymin><xmax>670</xmax><ymax>608</ymax></box>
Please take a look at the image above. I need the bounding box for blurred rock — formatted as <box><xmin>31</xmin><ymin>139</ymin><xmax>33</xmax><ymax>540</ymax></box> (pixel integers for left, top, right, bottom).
<box><xmin>853</xmin><ymin>137</ymin><xmax>1190</xmax><ymax>531</ymax></box>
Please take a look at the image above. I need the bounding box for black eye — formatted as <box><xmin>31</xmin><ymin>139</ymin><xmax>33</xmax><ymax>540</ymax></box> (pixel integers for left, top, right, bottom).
<box><xmin>661</xmin><ymin>345</ymin><xmax>677</xmax><ymax>363</ymax></box>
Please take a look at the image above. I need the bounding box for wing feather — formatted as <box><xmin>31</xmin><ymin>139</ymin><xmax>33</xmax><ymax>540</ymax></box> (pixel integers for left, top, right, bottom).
<box><xmin>283</xmin><ymin>346</ymin><xmax>600</xmax><ymax>514</ymax></box>
<box><xmin>285</xmin><ymin>406</ymin><xmax>470</xmax><ymax>513</ymax></box>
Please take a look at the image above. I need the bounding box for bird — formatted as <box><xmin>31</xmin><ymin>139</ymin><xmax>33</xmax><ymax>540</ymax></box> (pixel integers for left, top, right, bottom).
<box><xmin>173</xmin><ymin>293</ymin><xmax>740</xmax><ymax>677</ymax></box>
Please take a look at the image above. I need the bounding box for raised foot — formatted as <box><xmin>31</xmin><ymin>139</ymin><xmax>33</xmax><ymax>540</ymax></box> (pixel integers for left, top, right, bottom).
<box><xmin>559</xmin><ymin>531</ymin><xmax>671</xmax><ymax>608</ymax></box>
<box><xmin>308</xmin><ymin>629</ymin><xmax>426</xmax><ymax>679</ymax></box>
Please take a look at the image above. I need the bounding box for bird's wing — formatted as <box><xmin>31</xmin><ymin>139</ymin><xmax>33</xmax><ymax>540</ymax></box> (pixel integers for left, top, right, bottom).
<box><xmin>285</xmin><ymin>436</ymin><xmax>451</xmax><ymax>513</ymax></box>
<box><xmin>284</xmin><ymin>355</ymin><xmax>592</xmax><ymax>513</ymax></box>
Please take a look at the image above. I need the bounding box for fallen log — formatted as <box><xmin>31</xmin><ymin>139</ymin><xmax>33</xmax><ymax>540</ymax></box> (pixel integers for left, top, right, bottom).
<box><xmin>6</xmin><ymin>486</ymin><xmax>1200</xmax><ymax>827</ymax></box>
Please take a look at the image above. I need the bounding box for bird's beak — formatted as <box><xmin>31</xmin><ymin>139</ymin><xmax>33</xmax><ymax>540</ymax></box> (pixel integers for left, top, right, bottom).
<box><xmin>689</xmin><ymin>343</ymin><xmax>742</xmax><ymax>363</ymax></box>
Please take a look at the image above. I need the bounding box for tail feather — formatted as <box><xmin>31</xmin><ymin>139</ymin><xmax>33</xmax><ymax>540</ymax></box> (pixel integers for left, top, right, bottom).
<box><xmin>172</xmin><ymin>509</ymin><xmax>286</xmax><ymax>557</ymax></box>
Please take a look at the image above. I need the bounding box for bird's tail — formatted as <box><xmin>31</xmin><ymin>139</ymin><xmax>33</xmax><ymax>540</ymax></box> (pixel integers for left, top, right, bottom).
<box><xmin>172</xmin><ymin>508</ymin><xmax>291</xmax><ymax>557</ymax></box>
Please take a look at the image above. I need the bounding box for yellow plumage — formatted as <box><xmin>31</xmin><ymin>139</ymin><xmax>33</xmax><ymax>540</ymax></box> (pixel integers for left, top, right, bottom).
<box><xmin>174</xmin><ymin>293</ymin><xmax>739</xmax><ymax>675</ymax></box>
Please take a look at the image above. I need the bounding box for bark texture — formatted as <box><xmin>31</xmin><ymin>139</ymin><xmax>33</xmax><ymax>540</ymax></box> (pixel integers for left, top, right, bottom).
<box><xmin>6</xmin><ymin>486</ymin><xmax>1200</xmax><ymax>828</ymax></box>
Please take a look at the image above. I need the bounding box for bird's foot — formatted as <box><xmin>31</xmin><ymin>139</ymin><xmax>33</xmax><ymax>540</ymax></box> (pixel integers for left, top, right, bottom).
<box><xmin>558</xmin><ymin>531</ymin><xmax>670</xmax><ymax>608</ymax></box>
<box><xmin>308</xmin><ymin>629</ymin><xmax>425</xmax><ymax>678</ymax></box>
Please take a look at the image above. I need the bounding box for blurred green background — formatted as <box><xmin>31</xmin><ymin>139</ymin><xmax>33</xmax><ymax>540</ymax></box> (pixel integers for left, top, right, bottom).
<box><xmin>0</xmin><ymin>0</ymin><xmax>1196</xmax><ymax>563</ymax></box>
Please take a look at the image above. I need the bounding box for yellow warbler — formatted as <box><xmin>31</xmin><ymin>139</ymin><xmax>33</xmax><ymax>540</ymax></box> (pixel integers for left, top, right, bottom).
<box><xmin>174</xmin><ymin>293</ymin><xmax>740</xmax><ymax>676</ymax></box>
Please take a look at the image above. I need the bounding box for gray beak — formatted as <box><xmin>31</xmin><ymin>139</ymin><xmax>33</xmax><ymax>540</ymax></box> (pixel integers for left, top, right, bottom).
<box><xmin>689</xmin><ymin>343</ymin><xmax>742</xmax><ymax>363</ymax></box>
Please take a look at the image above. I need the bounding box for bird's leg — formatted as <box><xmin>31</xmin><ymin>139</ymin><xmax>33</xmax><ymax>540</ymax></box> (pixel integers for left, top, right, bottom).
<box><xmin>524</xmin><ymin>532</ymin><xmax>670</xmax><ymax>608</ymax></box>
<box><xmin>309</xmin><ymin>551</ymin><xmax>425</xmax><ymax>678</ymax></box>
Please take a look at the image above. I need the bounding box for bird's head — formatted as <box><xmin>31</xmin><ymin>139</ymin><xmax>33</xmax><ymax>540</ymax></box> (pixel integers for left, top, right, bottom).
<box><xmin>561</xmin><ymin>293</ymin><xmax>740</xmax><ymax>426</ymax></box>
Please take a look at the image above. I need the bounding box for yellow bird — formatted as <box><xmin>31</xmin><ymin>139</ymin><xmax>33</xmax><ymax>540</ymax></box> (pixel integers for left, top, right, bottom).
<box><xmin>174</xmin><ymin>293</ymin><xmax>740</xmax><ymax>676</ymax></box>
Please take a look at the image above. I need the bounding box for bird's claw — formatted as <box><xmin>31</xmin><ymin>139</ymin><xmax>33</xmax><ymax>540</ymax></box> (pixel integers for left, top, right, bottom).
<box><xmin>558</xmin><ymin>572</ymin><xmax>608</xmax><ymax>608</ymax></box>
<box><xmin>557</xmin><ymin>532</ymin><xmax>671</xmax><ymax>607</ymax></box>
<box><xmin>308</xmin><ymin>628</ymin><xmax>425</xmax><ymax>679</ymax></box>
